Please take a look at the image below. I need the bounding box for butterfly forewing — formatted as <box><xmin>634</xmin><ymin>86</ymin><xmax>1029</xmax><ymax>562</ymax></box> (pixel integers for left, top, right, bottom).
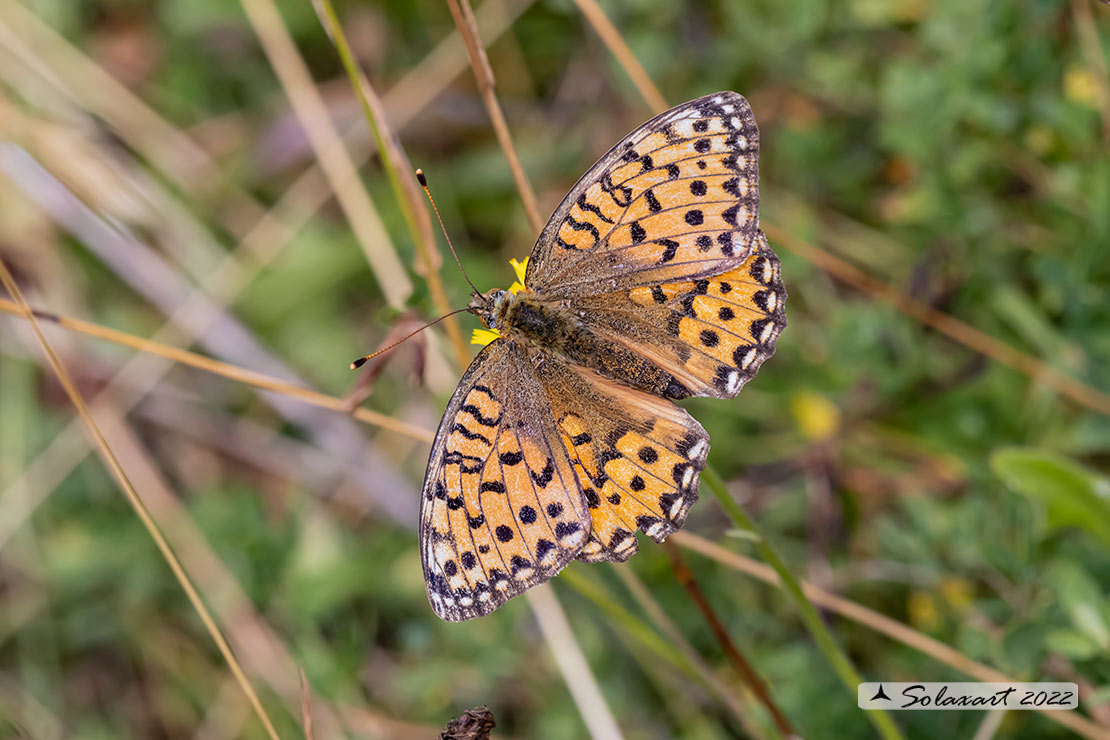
<box><xmin>526</xmin><ymin>92</ymin><xmax>760</xmax><ymax>296</ymax></box>
<box><xmin>421</xmin><ymin>342</ymin><xmax>590</xmax><ymax>621</ymax></box>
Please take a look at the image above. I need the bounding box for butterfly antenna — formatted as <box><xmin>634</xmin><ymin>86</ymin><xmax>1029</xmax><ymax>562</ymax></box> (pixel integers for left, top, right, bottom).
<box><xmin>350</xmin><ymin>308</ymin><xmax>471</xmax><ymax>369</ymax></box>
<box><xmin>416</xmin><ymin>168</ymin><xmax>482</xmax><ymax>296</ymax></box>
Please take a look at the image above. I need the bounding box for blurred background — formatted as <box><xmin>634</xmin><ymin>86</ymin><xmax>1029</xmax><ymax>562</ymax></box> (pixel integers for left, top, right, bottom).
<box><xmin>1</xmin><ymin>0</ymin><xmax>1109</xmax><ymax>738</ymax></box>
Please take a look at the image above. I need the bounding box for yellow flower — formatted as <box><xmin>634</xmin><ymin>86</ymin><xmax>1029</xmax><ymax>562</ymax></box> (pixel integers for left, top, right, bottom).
<box><xmin>509</xmin><ymin>257</ymin><xmax>529</xmax><ymax>295</ymax></box>
<box><xmin>1064</xmin><ymin>65</ymin><xmax>1099</xmax><ymax>109</ymax></box>
<box><xmin>790</xmin><ymin>391</ymin><xmax>840</xmax><ymax>441</ymax></box>
<box><xmin>471</xmin><ymin>257</ymin><xmax>529</xmax><ymax>346</ymax></box>
<box><xmin>471</xmin><ymin>328</ymin><xmax>501</xmax><ymax>346</ymax></box>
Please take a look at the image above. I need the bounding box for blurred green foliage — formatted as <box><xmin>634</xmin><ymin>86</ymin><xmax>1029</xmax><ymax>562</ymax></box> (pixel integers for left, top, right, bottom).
<box><xmin>2</xmin><ymin>0</ymin><xmax>1109</xmax><ymax>738</ymax></box>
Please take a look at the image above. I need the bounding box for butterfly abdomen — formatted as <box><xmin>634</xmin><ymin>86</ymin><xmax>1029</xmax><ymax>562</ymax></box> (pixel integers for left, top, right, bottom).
<box><xmin>503</xmin><ymin>296</ymin><xmax>691</xmax><ymax>400</ymax></box>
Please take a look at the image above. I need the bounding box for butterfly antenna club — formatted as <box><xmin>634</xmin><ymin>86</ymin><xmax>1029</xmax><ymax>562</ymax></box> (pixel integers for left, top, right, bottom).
<box><xmin>416</xmin><ymin>168</ymin><xmax>482</xmax><ymax>297</ymax></box>
<box><xmin>350</xmin><ymin>308</ymin><xmax>472</xmax><ymax>369</ymax></box>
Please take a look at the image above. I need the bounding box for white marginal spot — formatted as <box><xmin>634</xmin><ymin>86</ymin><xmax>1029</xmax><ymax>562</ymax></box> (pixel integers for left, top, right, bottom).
<box><xmin>567</xmin><ymin>529</ymin><xmax>588</xmax><ymax>548</ymax></box>
<box><xmin>682</xmin><ymin>466</ymin><xmax>695</xmax><ymax>488</ymax></box>
<box><xmin>478</xmin><ymin>591</ymin><xmax>492</xmax><ymax>602</ymax></box>
<box><xmin>459</xmin><ymin>596</ymin><xmax>473</xmax><ymax>607</ymax></box>
<box><xmin>761</xmin><ymin>322</ymin><xmax>777</xmax><ymax>344</ymax></box>
<box><xmin>444</xmin><ymin>597</ymin><xmax>456</xmax><ymax>607</ymax></box>
<box><xmin>515</xmin><ymin>568</ymin><xmax>535</xmax><ymax>581</ymax></box>
<box><xmin>721</xmin><ymin>104</ymin><xmax>734</xmax><ymax>114</ymax></box>
<box><xmin>494</xmin><ymin>579</ymin><xmax>509</xmax><ymax>592</ymax></box>
<box><xmin>731</xmin><ymin>232</ymin><xmax>746</xmax><ymax>255</ymax></box>
<box><xmin>688</xmin><ymin>438</ymin><xmax>708</xmax><ymax>460</ymax></box>
<box><xmin>730</xmin><ymin>117</ymin><xmax>741</xmax><ymax>130</ymax></box>
<box><xmin>765</xmin><ymin>291</ymin><xmax>778</xmax><ymax>312</ymax></box>
<box><xmin>669</xmin><ymin>496</ymin><xmax>686</xmax><ymax>519</ymax></box>
<box><xmin>646</xmin><ymin>521</ymin><xmax>667</xmax><ymax>539</ymax></box>
<box><xmin>742</xmin><ymin>348</ymin><xmax>758</xmax><ymax>370</ymax></box>
<box><xmin>726</xmin><ymin>371</ymin><xmax>742</xmax><ymax>394</ymax></box>
<box><xmin>712</xmin><ymin>95</ymin><xmax>724</xmax><ymax>104</ymax></box>
<box><xmin>433</xmin><ymin>543</ymin><xmax>454</xmax><ymax>569</ymax></box>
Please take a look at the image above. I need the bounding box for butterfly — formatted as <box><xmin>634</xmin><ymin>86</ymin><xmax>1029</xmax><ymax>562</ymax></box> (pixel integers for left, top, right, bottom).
<box><xmin>421</xmin><ymin>92</ymin><xmax>786</xmax><ymax>621</ymax></box>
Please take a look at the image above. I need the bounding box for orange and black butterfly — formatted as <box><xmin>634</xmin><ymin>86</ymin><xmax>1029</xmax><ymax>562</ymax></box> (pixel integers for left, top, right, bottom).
<box><xmin>422</xmin><ymin>92</ymin><xmax>786</xmax><ymax>621</ymax></box>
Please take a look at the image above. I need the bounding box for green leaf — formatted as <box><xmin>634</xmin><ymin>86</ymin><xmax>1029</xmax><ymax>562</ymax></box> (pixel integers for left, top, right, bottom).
<box><xmin>990</xmin><ymin>447</ymin><xmax>1110</xmax><ymax>546</ymax></box>
<box><xmin>1044</xmin><ymin>629</ymin><xmax>1101</xmax><ymax>661</ymax></box>
<box><xmin>1044</xmin><ymin>561</ymin><xmax>1110</xmax><ymax>654</ymax></box>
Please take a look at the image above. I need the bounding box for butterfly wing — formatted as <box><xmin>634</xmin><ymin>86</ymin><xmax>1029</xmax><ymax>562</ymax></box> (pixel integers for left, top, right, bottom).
<box><xmin>573</xmin><ymin>231</ymin><xmax>786</xmax><ymax>400</ymax></box>
<box><xmin>526</xmin><ymin>91</ymin><xmax>759</xmax><ymax>297</ymax></box>
<box><xmin>531</xmin><ymin>357</ymin><xmax>710</xmax><ymax>563</ymax></box>
<box><xmin>420</xmin><ymin>341</ymin><xmax>590</xmax><ymax>621</ymax></box>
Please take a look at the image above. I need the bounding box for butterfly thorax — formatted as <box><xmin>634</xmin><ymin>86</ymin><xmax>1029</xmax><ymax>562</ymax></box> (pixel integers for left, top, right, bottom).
<box><xmin>470</xmin><ymin>287</ymin><xmax>691</xmax><ymax>400</ymax></box>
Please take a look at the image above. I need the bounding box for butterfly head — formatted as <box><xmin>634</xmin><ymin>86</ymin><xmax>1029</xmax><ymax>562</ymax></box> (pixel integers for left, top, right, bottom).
<box><xmin>469</xmin><ymin>288</ymin><xmax>513</xmax><ymax>328</ymax></box>
<box><xmin>468</xmin><ymin>257</ymin><xmax>529</xmax><ymax>346</ymax></box>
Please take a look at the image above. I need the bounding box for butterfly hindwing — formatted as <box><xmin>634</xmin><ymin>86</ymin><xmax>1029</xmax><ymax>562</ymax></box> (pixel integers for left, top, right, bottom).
<box><xmin>573</xmin><ymin>232</ymin><xmax>786</xmax><ymax>400</ymax></box>
<box><xmin>531</xmin><ymin>359</ymin><xmax>710</xmax><ymax>564</ymax></box>
<box><xmin>526</xmin><ymin>92</ymin><xmax>760</xmax><ymax>297</ymax></box>
<box><xmin>421</xmin><ymin>342</ymin><xmax>591</xmax><ymax>621</ymax></box>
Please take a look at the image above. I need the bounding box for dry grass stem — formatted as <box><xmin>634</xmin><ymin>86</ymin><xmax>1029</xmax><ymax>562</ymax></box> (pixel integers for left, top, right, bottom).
<box><xmin>572</xmin><ymin>0</ymin><xmax>668</xmax><ymax>113</ymax></box>
<box><xmin>525</xmin><ymin>587</ymin><xmax>625</xmax><ymax>740</ymax></box>
<box><xmin>761</xmin><ymin>222</ymin><xmax>1110</xmax><ymax>416</ymax></box>
<box><xmin>2</xmin><ymin>145</ymin><xmax>417</xmax><ymax>525</ymax></box>
<box><xmin>442</xmin><ymin>3</ymin><xmax>626</xmax><ymax>733</ymax></box>
<box><xmin>445</xmin><ymin>0</ymin><xmax>544</xmax><ymax>232</ymax></box>
<box><xmin>612</xmin><ymin>567</ymin><xmax>762</xmax><ymax>736</ymax></box>
<box><xmin>0</xmin><ymin>0</ymin><xmax>221</xmax><ymax>191</ymax></box>
<box><xmin>311</xmin><ymin>0</ymin><xmax>468</xmax><ymax>368</ymax></box>
<box><xmin>663</xmin><ymin>542</ymin><xmax>794</xmax><ymax>738</ymax></box>
<box><xmin>300</xmin><ymin>669</ymin><xmax>315</xmax><ymax>740</ymax></box>
<box><xmin>0</xmin><ymin>297</ymin><xmax>434</xmax><ymax>444</ymax></box>
<box><xmin>91</xmin><ymin>412</ymin><xmax>356</xmax><ymax>736</ymax></box>
<box><xmin>239</xmin><ymin>0</ymin><xmax>413</xmax><ymax>307</ymax></box>
<box><xmin>575</xmin><ymin>2</ymin><xmax>1109</xmax><ymax>418</ymax></box>
<box><xmin>673</xmin><ymin>531</ymin><xmax>1107</xmax><ymax>740</ymax></box>
<box><xmin>5</xmin><ymin>292</ymin><xmax>1069</xmax><ymax>719</ymax></box>
<box><xmin>0</xmin><ymin>258</ymin><xmax>283</xmax><ymax>740</ymax></box>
